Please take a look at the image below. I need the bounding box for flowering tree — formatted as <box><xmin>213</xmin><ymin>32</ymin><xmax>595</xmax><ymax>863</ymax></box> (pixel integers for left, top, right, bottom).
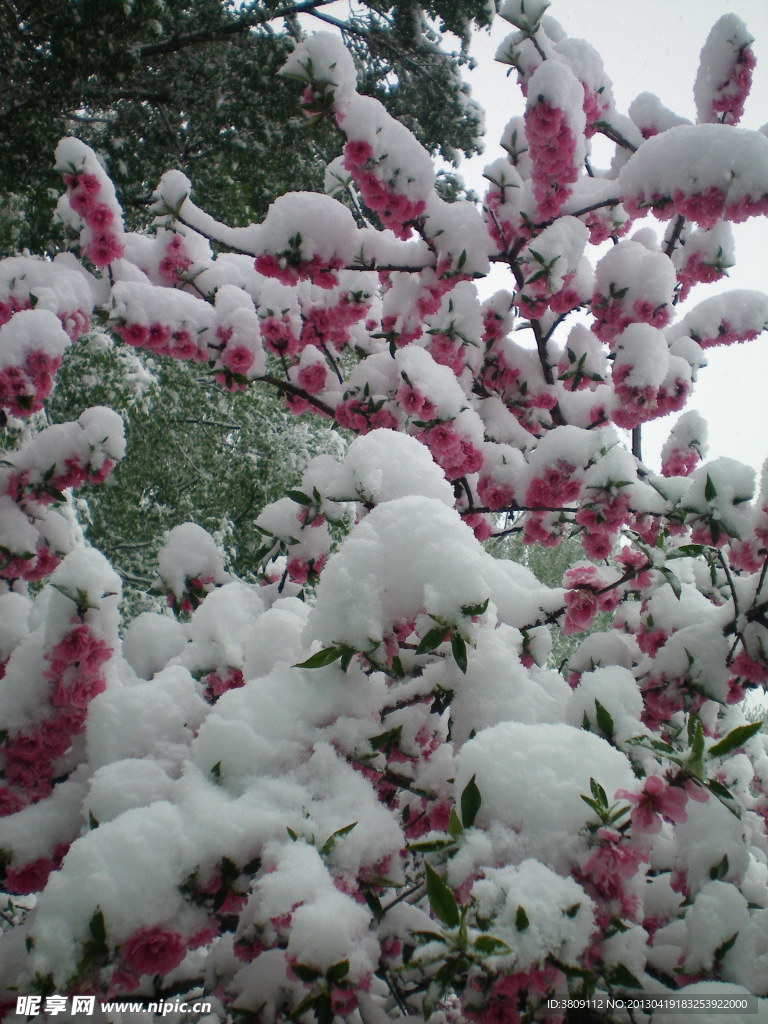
<box><xmin>2</xmin><ymin>3</ymin><xmax>768</xmax><ymax>1021</ymax></box>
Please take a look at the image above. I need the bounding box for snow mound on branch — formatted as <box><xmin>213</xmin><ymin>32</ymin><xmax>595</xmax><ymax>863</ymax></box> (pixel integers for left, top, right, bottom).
<box><xmin>451</xmin><ymin>625</ymin><xmax>570</xmax><ymax>746</ymax></box>
<box><xmin>157</xmin><ymin>523</ymin><xmax>230</xmax><ymax>600</ymax></box>
<box><xmin>0</xmin><ymin>308</ymin><xmax>71</xmax><ymax>369</ymax></box>
<box><xmin>471</xmin><ymin>859</ymin><xmax>595</xmax><ymax>969</ymax></box>
<box><xmin>619</xmin><ymin>124</ymin><xmax>768</xmax><ymax>223</ymax></box>
<box><xmin>122</xmin><ymin>612</ymin><xmax>186</xmax><ymax>681</ymax></box>
<box><xmin>668</xmin><ymin>289</ymin><xmax>768</xmax><ymax>349</ymax></box>
<box><xmin>279</xmin><ymin>32</ymin><xmax>358</xmax><ymax>104</ymax></box>
<box><xmin>331</xmin><ymin>429</ymin><xmax>454</xmax><ymax>507</ymax></box>
<box><xmin>454</xmin><ymin>721</ymin><xmax>636</xmax><ymax>873</ymax></box>
<box><xmin>307</xmin><ymin>496</ymin><xmax>558</xmax><ymax>651</ymax></box>
<box><xmin>251</xmin><ymin>192</ymin><xmax>359</xmax><ymax>266</ymax></box>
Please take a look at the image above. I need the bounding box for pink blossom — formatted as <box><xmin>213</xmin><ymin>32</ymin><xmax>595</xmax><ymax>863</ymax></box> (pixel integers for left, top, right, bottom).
<box><xmin>0</xmin><ymin>785</ymin><xmax>26</xmax><ymax>817</ymax></box>
<box><xmin>83</xmin><ymin>231</ymin><xmax>125</xmax><ymax>267</ymax></box>
<box><xmin>477</xmin><ymin>476</ymin><xmax>516</xmax><ymax>511</ymax></box>
<box><xmin>464</xmin><ymin>512</ymin><xmax>493</xmax><ymax>541</ymax></box>
<box><xmin>221</xmin><ymin>345</ymin><xmax>255</xmax><ymax>374</ymax></box>
<box><xmin>672</xmin><ymin>187</ymin><xmax>726</xmax><ymax>229</ymax></box>
<box><xmin>297</xmin><ymin>361</ymin><xmax>328</xmax><ymax>394</ymax></box>
<box><xmin>122</xmin><ymin>926</ymin><xmax>187</xmax><ymax>977</ymax></box>
<box><xmin>563</xmin><ymin>586</ymin><xmax>599</xmax><ymax>634</ymax></box>
<box><xmin>731</xmin><ymin>650</ymin><xmax>768</xmax><ymax>683</ymax></box>
<box><xmin>616</xmin><ymin>776</ymin><xmax>688</xmax><ymax>833</ymax></box>
<box><xmin>581</xmin><ymin>828</ymin><xmax>640</xmax><ymax>903</ymax></box>
<box><xmin>343</xmin><ymin>138</ymin><xmax>374</xmax><ymax>168</ymax></box>
<box><xmin>4</xmin><ymin>857</ymin><xmax>54</xmax><ymax>894</ymax></box>
<box><xmin>661</xmin><ymin>448</ymin><xmax>700</xmax><ymax>478</ymax></box>
<box><xmin>84</xmin><ymin>203</ymin><xmax>115</xmax><ymax>230</ymax></box>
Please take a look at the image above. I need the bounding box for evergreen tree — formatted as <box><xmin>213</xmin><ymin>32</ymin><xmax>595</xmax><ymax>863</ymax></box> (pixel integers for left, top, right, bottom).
<box><xmin>1</xmin><ymin>0</ymin><xmax>491</xmax><ymax>253</ymax></box>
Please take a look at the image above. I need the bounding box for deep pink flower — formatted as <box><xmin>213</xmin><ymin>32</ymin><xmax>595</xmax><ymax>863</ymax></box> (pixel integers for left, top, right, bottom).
<box><xmin>221</xmin><ymin>345</ymin><xmax>255</xmax><ymax>374</ymax></box>
<box><xmin>297</xmin><ymin>361</ymin><xmax>328</xmax><ymax>394</ymax></box>
<box><xmin>83</xmin><ymin>231</ymin><xmax>125</xmax><ymax>268</ymax></box>
<box><xmin>84</xmin><ymin>203</ymin><xmax>115</xmax><ymax>230</ymax></box>
<box><xmin>4</xmin><ymin>857</ymin><xmax>54</xmax><ymax>894</ymax></box>
<box><xmin>343</xmin><ymin>139</ymin><xmax>374</xmax><ymax>169</ymax></box>
<box><xmin>122</xmin><ymin>926</ymin><xmax>187</xmax><ymax>976</ymax></box>
<box><xmin>731</xmin><ymin>650</ymin><xmax>768</xmax><ymax>683</ymax></box>
<box><xmin>563</xmin><ymin>587</ymin><xmax>599</xmax><ymax>634</ymax></box>
<box><xmin>617</xmin><ymin>776</ymin><xmax>688</xmax><ymax>834</ymax></box>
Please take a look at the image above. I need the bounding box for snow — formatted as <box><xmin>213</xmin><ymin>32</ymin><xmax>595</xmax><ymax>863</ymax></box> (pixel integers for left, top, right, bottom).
<box><xmin>451</xmin><ymin>625</ymin><xmax>569</xmax><ymax>745</ymax></box>
<box><xmin>470</xmin><ymin>859</ymin><xmax>594</xmax><ymax>968</ymax></box>
<box><xmin>566</xmin><ymin>666</ymin><xmax>646</xmax><ymax>745</ymax></box>
<box><xmin>454</xmin><ymin>721</ymin><xmax>637</xmax><ymax>873</ymax></box>
<box><xmin>694</xmin><ymin>14</ymin><xmax>755</xmax><ymax>124</ymax></box>
<box><xmin>673</xmin><ymin>793</ymin><xmax>750</xmax><ymax>894</ymax></box>
<box><xmin>330</xmin><ymin>429</ymin><xmax>454</xmax><ymax>507</ymax></box>
<box><xmin>619</xmin><ymin>124</ymin><xmax>768</xmax><ymax>222</ymax></box>
<box><xmin>0</xmin><ymin>308</ymin><xmax>71</xmax><ymax>368</ymax></box>
<box><xmin>4</xmin><ymin>15</ymin><xmax>768</xmax><ymax>1017</ymax></box>
<box><xmin>157</xmin><ymin>523</ymin><xmax>230</xmax><ymax>600</ymax></box>
<box><xmin>668</xmin><ymin>289</ymin><xmax>768</xmax><ymax>348</ymax></box>
<box><xmin>122</xmin><ymin>612</ymin><xmax>186</xmax><ymax>681</ymax></box>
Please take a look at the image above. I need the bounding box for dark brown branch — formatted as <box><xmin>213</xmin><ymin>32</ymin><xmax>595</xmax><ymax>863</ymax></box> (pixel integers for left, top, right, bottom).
<box><xmin>664</xmin><ymin>215</ymin><xmax>686</xmax><ymax>259</ymax></box>
<box><xmin>258</xmin><ymin>373</ymin><xmax>336</xmax><ymax>418</ymax></box>
<box><xmin>139</xmin><ymin>0</ymin><xmax>337</xmax><ymax>58</ymax></box>
<box><xmin>632</xmin><ymin>426</ymin><xmax>642</xmax><ymax>461</ymax></box>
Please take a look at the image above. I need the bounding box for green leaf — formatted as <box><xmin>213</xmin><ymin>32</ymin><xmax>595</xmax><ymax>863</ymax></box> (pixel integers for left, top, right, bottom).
<box><xmin>294</xmin><ymin>646</ymin><xmax>345</xmax><ymax>669</ymax></box>
<box><xmin>411</xmin><ymin>929</ymin><xmax>448</xmax><ymax>944</ymax></box>
<box><xmin>714</xmin><ymin>932</ymin><xmax>739</xmax><ymax>963</ymax></box>
<box><xmin>704</xmin><ymin>474</ymin><xmax>717</xmax><ymax>502</ymax></box>
<box><xmin>706</xmin><ymin>778</ymin><xmax>735</xmax><ymax>802</ymax></box>
<box><xmin>659</xmin><ymin>566</ymin><xmax>682</xmax><ymax>600</ymax></box>
<box><xmin>369</xmin><ymin>724</ymin><xmax>403</xmax><ymax>754</ymax></box>
<box><xmin>326</xmin><ymin>959</ymin><xmax>350</xmax><ymax>983</ymax></box>
<box><xmin>451</xmin><ymin>632</ymin><xmax>468</xmax><ymax>674</ymax></box>
<box><xmin>416</xmin><ymin>625</ymin><xmax>449</xmax><ymax>655</ymax></box>
<box><xmin>210</xmin><ymin>761</ymin><xmax>222</xmax><ymax>784</ymax></box>
<box><xmin>88</xmin><ymin>908</ymin><xmax>106</xmax><ymax>950</ymax></box>
<box><xmin>422</xmin><ymin>958</ymin><xmax>461</xmax><ymax>1019</ymax></box>
<box><xmin>608</xmin><ymin>963</ymin><xmax>642</xmax><ymax>989</ymax></box>
<box><xmin>590</xmin><ymin>777</ymin><xmax>608</xmax><ymax>807</ymax></box>
<box><xmin>688</xmin><ymin>718</ymin><xmax>705</xmax><ymax>776</ymax></box>
<box><xmin>460</xmin><ymin>774</ymin><xmax>482</xmax><ymax>829</ymax></box>
<box><xmin>286</xmin><ymin>489</ymin><xmax>312</xmax><ymax>506</ymax></box>
<box><xmin>473</xmin><ymin>933</ymin><xmax>511</xmax><ymax>954</ymax></box>
<box><xmin>389</xmin><ymin>655</ymin><xmax>405</xmax><ymax>679</ymax></box>
<box><xmin>564</xmin><ymin>903</ymin><xmax>581</xmax><ymax>919</ymax></box>
<box><xmin>286</xmin><ymin>826</ymin><xmax>299</xmax><ymax>841</ymax></box>
<box><xmin>290</xmin><ymin>962</ymin><xmax>323</xmax><ymax>983</ymax></box>
<box><xmin>708</xmin><ymin>721</ymin><xmax>763</xmax><ymax>759</ymax></box>
<box><xmin>667</xmin><ymin>544</ymin><xmax>708</xmax><ymax>558</ymax></box>
<box><xmin>448</xmin><ymin>806</ymin><xmax>464</xmax><ymax>840</ymax></box>
<box><xmin>425</xmin><ymin>862</ymin><xmax>460</xmax><ymax>929</ymax></box>
<box><xmin>594</xmin><ymin>699</ymin><xmax>614</xmax><ymax>741</ymax></box>
<box><xmin>408</xmin><ymin>837</ymin><xmax>457</xmax><ymax>853</ymax></box>
<box><xmin>515</xmin><ymin>905</ymin><xmax>529</xmax><ymax>931</ymax></box>
<box><xmin>315</xmin><ymin>994</ymin><xmax>333</xmax><ymax>1024</ymax></box>
<box><xmin>364</xmin><ymin>890</ymin><xmax>383</xmax><ymax>922</ymax></box>
<box><xmin>461</xmin><ymin>598</ymin><xmax>489</xmax><ymax>618</ymax></box>
<box><xmin>710</xmin><ymin>853</ymin><xmax>729</xmax><ymax>881</ymax></box>
<box><xmin>320</xmin><ymin>821</ymin><xmax>357</xmax><ymax>856</ymax></box>
<box><xmin>88</xmin><ymin>810</ymin><xmax>99</xmax><ymax>830</ymax></box>
<box><xmin>580</xmin><ymin>795</ymin><xmax>602</xmax><ymax>817</ymax></box>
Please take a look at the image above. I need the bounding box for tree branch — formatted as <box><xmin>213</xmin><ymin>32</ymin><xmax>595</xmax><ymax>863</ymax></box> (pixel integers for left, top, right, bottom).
<box><xmin>138</xmin><ymin>0</ymin><xmax>337</xmax><ymax>58</ymax></box>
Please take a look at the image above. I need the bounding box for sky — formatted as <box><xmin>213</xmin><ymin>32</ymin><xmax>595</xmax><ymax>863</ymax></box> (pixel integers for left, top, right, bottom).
<box><xmin>460</xmin><ymin>0</ymin><xmax>768</xmax><ymax>479</ymax></box>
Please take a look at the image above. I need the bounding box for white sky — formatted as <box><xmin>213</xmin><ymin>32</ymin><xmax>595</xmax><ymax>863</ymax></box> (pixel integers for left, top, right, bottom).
<box><xmin>460</xmin><ymin>0</ymin><xmax>768</xmax><ymax>477</ymax></box>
